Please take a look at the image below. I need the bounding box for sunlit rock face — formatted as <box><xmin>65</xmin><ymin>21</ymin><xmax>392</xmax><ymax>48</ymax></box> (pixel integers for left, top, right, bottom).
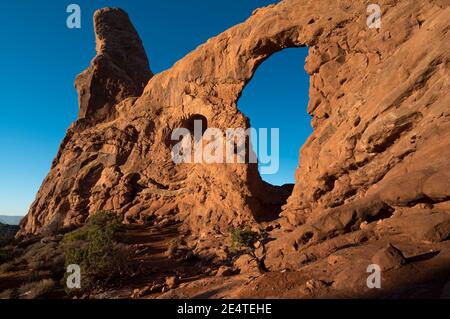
<box><xmin>19</xmin><ymin>0</ymin><xmax>449</xmax><ymax>262</ymax></box>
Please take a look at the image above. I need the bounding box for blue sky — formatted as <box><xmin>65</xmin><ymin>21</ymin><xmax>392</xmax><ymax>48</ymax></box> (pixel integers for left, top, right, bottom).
<box><xmin>0</xmin><ymin>0</ymin><xmax>311</xmax><ymax>216</ymax></box>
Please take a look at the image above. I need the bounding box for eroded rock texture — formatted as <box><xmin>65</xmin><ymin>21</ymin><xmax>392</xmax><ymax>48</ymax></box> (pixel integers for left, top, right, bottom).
<box><xmin>75</xmin><ymin>8</ymin><xmax>152</xmax><ymax>122</ymax></box>
<box><xmin>19</xmin><ymin>0</ymin><xmax>450</xmax><ymax>265</ymax></box>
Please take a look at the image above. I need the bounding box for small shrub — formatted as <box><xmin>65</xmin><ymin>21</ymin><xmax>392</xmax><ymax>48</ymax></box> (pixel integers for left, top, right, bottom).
<box><xmin>229</xmin><ymin>226</ymin><xmax>259</xmax><ymax>254</ymax></box>
<box><xmin>62</xmin><ymin>211</ymin><xmax>130</xmax><ymax>291</ymax></box>
<box><xmin>0</xmin><ymin>246</ymin><xmax>25</xmax><ymax>274</ymax></box>
<box><xmin>89</xmin><ymin>211</ymin><xmax>122</xmax><ymax>234</ymax></box>
<box><xmin>229</xmin><ymin>226</ymin><xmax>267</xmax><ymax>273</ymax></box>
<box><xmin>20</xmin><ymin>242</ymin><xmax>64</xmax><ymax>273</ymax></box>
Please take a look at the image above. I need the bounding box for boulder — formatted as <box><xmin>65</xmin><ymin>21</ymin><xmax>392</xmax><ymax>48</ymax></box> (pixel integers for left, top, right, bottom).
<box><xmin>371</xmin><ymin>244</ymin><xmax>406</xmax><ymax>271</ymax></box>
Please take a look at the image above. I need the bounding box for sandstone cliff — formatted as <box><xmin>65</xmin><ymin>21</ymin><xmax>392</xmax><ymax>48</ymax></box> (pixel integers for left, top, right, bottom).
<box><xmin>19</xmin><ymin>1</ymin><xmax>449</xmax><ymax>271</ymax></box>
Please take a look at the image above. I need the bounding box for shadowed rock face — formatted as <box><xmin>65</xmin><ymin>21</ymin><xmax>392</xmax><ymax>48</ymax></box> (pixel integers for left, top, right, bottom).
<box><xmin>19</xmin><ymin>0</ymin><xmax>449</xmax><ymax>260</ymax></box>
<box><xmin>75</xmin><ymin>8</ymin><xmax>153</xmax><ymax>122</ymax></box>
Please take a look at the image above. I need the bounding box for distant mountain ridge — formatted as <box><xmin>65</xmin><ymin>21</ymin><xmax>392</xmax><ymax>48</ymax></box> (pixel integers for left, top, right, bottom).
<box><xmin>0</xmin><ymin>215</ymin><xmax>23</xmax><ymax>226</ymax></box>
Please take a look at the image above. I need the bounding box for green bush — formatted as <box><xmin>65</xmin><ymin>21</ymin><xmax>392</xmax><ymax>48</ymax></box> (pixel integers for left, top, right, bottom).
<box><xmin>63</xmin><ymin>211</ymin><xmax>122</xmax><ymax>244</ymax></box>
<box><xmin>22</xmin><ymin>242</ymin><xmax>63</xmax><ymax>272</ymax></box>
<box><xmin>89</xmin><ymin>211</ymin><xmax>122</xmax><ymax>235</ymax></box>
<box><xmin>229</xmin><ymin>226</ymin><xmax>268</xmax><ymax>273</ymax></box>
<box><xmin>62</xmin><ymin>211</ymin><xmax>129</xmax><ymax>290</ymax></box>
<box><xmin>229</xmin><ymin>226</ymin><xmax>259</xmax><ymax>254</ymax></box>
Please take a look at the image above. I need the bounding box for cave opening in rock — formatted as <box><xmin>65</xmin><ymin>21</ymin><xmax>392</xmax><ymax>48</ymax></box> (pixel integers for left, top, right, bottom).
<box><xmin>238</xmin><ymin>47</ymin><xmax>312</xmax><ymax>188</ymax></box>
<box><xmin>181</xmin><ymin>114</ymin><xmax>208</xmax><ymax>143</ymax></box>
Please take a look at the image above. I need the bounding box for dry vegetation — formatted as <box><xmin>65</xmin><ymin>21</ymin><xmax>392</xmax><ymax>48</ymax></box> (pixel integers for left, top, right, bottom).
<box><xmin>0</xmin><ymin>211</ymin><xmax>134</xmax><ymax>299</ymax></box>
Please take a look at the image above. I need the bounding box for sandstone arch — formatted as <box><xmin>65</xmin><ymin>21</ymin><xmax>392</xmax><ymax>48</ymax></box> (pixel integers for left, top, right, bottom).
<box><xmin>20</xmin><ymin>0</ymin><xmax>450</xmax><ymax>263</ymax></box>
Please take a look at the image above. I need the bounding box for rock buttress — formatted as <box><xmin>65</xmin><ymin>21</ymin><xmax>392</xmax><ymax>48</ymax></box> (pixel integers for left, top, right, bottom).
<box><xmin>19</xmin><ymin>0</ymin><xmax>449</xmax><ymax>262</ymax></box>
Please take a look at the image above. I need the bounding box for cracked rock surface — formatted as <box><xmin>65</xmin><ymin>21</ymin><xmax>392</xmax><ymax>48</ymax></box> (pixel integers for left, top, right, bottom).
<box><xmin>17</xmin><ymin>1</ymin><xmax>450</xmax><ymax>294</ymax></box>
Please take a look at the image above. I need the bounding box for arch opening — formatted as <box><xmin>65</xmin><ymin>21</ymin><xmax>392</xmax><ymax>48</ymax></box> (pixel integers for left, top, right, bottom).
<box><xmin>238</xmin><ymin>47</ymin><xmax>312</xmax><ymax>200</ymax></box>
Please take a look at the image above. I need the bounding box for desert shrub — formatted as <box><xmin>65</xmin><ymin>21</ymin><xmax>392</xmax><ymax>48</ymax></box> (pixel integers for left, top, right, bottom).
<box><xmin>62</xmin><ymin>211</ymin><xmax>130</xmax><ymax>290</ymax></box>
<box><xmin>63</xmin><ymin>211</ymin><xmax>122</xmax><ymax>244</ymax></box>
<box><xmin>88</xmin><ymin>211</ymin><xmax>122</xmax><ymax>235</ymax></box>
<box><xmin>229</xmin><ymin>226</ymin><xmax>267</xmax><ymax>273</ymax></box>
<box><xmin>0</xmin><ymin>242</ymin><xmax>63</xmax><ymax>276</ymax></box>
<box><xmin>17</xmin><ymin>279</ymin><xmax>55</xmax><ymax>299</ymax></box>
<box><xmin>0</xmin><ymin>246</ymin><xmax>25</xmax><ymax>274</ymax></box>
<box><xmin>229</xmin><ymin>226</ymin><xmax>259</xmax><ymax>254</ymax></box>
<box><xmin>20</xmin><ymin>241</ymin><xmax>64</xmax><ymax>273</ymax></box>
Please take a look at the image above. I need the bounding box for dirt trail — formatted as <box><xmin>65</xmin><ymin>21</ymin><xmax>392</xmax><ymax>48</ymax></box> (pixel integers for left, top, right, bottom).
<box><xmin>0</xmin><ymin>222</ymin><xmax>207</xmax><ymax>299</ymax></box>
<box><xmin>111</xmin><ymin>222</ymin><xmax>207</xmax><ymax>298</ymax></box>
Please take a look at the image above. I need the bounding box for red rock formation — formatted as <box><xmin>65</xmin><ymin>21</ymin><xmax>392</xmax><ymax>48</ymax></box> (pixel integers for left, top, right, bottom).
<box><xmin>19</xmin><ymin>0</ymin><xmax>450</xmax><ymax>266</ymax></box>
<box><xmin>75</xmin><ymin>8</ymin><xmax>153</xmax><ymax>123</ymax></box>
